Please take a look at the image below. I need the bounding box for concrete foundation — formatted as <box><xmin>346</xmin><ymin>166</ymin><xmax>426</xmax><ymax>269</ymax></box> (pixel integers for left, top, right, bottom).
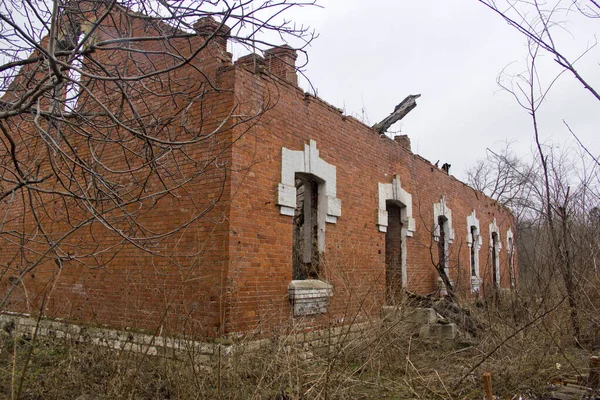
<box><xmin>382</xmin><ymin>306</ymin><xmax>459</xmax><ymax>342</ymax></box>
<box><xmin>406</xmin><ymin>307</ymin><xmax>437</xmax><ymax>325</ymax></box>
<box><xmin>419</xmin><ymin>322</ymin><xmax>457</xmax><ymax>341</ymax></box>
<box><xmin>381</xmin><ymin>306</ymin><xmax>437</xmax><ymax>325</ymax></box>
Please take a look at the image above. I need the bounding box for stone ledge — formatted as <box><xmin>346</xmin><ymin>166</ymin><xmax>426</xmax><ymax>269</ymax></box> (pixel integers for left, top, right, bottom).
<box><xmin>288</xmin><ymin>279</ymin><xmax>333</xmax><ymax>316</ymax></box>
<box><xmin>0</xmin><ymin>314</ymin><xmax>220</xmax><ymax>361</ymax></box>
<box><xmin>0</xmin><ymin>313</ymin><xmax>376</xmax><ymax>362</ymax></box>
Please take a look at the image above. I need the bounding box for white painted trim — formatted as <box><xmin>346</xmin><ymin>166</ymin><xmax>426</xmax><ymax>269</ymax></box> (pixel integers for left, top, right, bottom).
<box><xmin>433</xmin><ymin>196</ymin><xmax>454</xmax><ymax>243</ymax></box>
<box><xmin>377</xmin><ymin>175</ymin><xmax>416</xmax><ymax>236</ymax></box>
<box><xmin>466</xmin><ymin>210</ymin><xmax>482</xmax><ymax>292</ymax></box>
<box><xmin>277</xmin><ymin>140</ymin><xmax>341</xmax><ymax>226</ymax></box>
<box><xmin>433</xmin><ymin>196</ymin><xmax>454</xmax><ymax>278</ymax></box>
<box><xmin>506</xmin><ymin>228</ymin><xmax>515</xmax><ymax>288</ymax></box>
<box><xmin>506</xmin><ymin>228</ymin><xmax>513</xmax><ymax>250</ymax></box>
<box><xmin>377</xmin><ymin>175</ymin><xmax>415</xmax><ymax>288</ymax></box>
<box><xmin>466</xmin><ymin>210</ymin><xmax>480</xmax><ymax>247</ymax></box>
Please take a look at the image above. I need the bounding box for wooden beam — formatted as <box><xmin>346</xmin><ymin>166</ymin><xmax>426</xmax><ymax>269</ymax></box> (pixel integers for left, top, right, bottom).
<box><xmin>372</xmin><ymin>94</ymin><xmax>421</xmax><ymax>134</ymax></box>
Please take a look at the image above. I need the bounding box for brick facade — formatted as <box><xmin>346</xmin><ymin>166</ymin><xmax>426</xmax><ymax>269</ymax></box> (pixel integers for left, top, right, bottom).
<box><xmin>0</xmin><ymin>9</ymin><xmax>516</xmax><ymax>339</ymax></box>
<box><xmin>225</xmin><ymin>62</ymin><xmax>516</xmax><ymax>333</ymax></box>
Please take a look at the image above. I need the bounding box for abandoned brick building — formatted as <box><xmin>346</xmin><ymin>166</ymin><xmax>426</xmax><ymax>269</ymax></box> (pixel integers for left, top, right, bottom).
<box><xmin>0</xmin><ymin>4</ymin><xmax>516</xmax><ymax>339</ymax></box>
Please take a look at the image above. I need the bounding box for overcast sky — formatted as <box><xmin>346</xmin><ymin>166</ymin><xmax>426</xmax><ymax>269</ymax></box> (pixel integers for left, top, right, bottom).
<box><xmin>255</xmin><ymin>0</ymin><xmax>600</xmax><ymax>182</ymax></box>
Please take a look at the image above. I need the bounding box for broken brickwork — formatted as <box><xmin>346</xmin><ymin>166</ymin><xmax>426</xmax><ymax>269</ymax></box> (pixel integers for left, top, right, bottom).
<box><xmin>0</xmin><ymin>7</ymin><xmax>516</xmax><ymax>338</ymax></box>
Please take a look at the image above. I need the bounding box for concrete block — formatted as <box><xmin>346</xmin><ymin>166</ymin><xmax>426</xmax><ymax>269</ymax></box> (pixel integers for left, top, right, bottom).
<box><xmin>277</xmin><ymin>183</ymin><xmax>296</xmax><ymax>211</ymax></box>
<box><xmin>288</xmin><ymin>280</ymin><xmax>333</xmax><ymax>316</ymax></box>
<box><xmin>382</xmin><ymin>306</ymin><xmax>437</xmax><ymax>326</ymax></box>
<box><xmin>326</xmin><ymin>195</ymin><xmax>341</xmax><ymax>217</ymax></box>
<box><xmin>419</xmin><ymin>323</ymin><xmax>457</xmax><ymax>341</ymax></box>
<box><xmin>405</xmin><ymin>308</ymin><xmax>437</xmax><ymax>325</ymax></box>
<box><xmin>381</xmin><ymin>306</ymin><xmax>402</xmax><ymax>322</ymax></box>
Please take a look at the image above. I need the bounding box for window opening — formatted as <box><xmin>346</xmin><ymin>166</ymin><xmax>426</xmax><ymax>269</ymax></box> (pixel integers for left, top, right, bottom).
<box><xmin>433</xmin><ymin>196</ymin><xmax>454</xmax><ymax>294</ymax></box>
<box><xmin>470</xmin><ymin>226</ymin><xmax>478</xmax><ymax>277</ymax></box>
<box><xmin>385</xmin><ymin>201</ymin><xmax>404</xmax><ymax>303</ymax></box>
<box><xmin>508</xmin><ymin>236</ymin><xmax>515</xmax><ymax>288</ymax></box>
<box><xmin>292</xmin><ymin>174</ymin><xmax>320</xmax><ymax>280</ymax></box>
<box><xmin>438</xmin><ymin>215</ymin><xmax>448</xmax><ymax>273</ymax></box>
<box><xmin>377</xmin><ymin>175</ymin><xmax>415</xmax><ymax>291</ymax></box>
<box><xmin>492</xmin><ymin>232</ymin><xmax>499</xmax><ymax>287</ymax></box>
<box><xmin>467</xmin><ymin>210</ymin><xmax>482</xmax><ymax>293</ymax></box>
<box><xmin>278</xmin><ymin>141</ymin><xmax>338</xmax><ymax>316</ymax></box>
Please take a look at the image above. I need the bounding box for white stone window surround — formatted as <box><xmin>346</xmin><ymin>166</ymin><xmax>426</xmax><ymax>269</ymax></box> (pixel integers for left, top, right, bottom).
<box><xmin>377</xmin><ymin>174</ymin><xmax>416</xmax><ymax>235</ymax></box>
<box><xmin>489</xmin><ymin>218</ymin><xmax>502</xmax><ymax>287</ymax></box>
<box><xmin>433</xmin><ymin>196</ymin><xmax>454</xmax><ymax>243</ymax></box>
<box><xmin>277</xmin><ymin>140</ymin><xmax>339</xmax><ymax>316</ymax></box>
<box><xmin>277</xmin><ymin>140</ymin><xmax>341</xmax><ymax>229</ymax></box>
<box><xmin>377</xmin><ymin>175</ymin><xmax>415</xmax><ymax>288</ymax></box>
<box><xmin>506</xmin><ymin>228</ymin><xmax>515</xmax><ymax>288</ymax></box>
<box><xmin>433</xmin><ymin>196</ymin><xmax>455</xmax><ymax>278</ymax></box>
<box><xmin>467</xmin><ymin>210</ymin><xmax>483</xmax><ymax>292</ymax></box>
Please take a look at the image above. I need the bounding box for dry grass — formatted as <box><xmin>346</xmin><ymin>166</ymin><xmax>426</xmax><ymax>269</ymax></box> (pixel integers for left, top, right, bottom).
<box><xmin>0</xmin><ymin>291</ymin><xmax>593</xmax><ymax>399</ymax></box>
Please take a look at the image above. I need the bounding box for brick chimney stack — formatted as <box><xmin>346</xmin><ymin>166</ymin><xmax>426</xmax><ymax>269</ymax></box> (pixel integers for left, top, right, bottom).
<box><xmin>235</xmin><ymin>53</ymin><xmax>265</xmax><ymax>74</ymax></box>
<box><xmin>264</xmin><ymin>45</ymin><xmax>298</xmax><ymax>86</ymax></box>
<box><xmin>394</xmin><ymin>135</ymin><xmax>411</xmax><ymax>151</ymax></box>
<box><xmin>193</xmin><ymin>16</ymin><xmax>230</xmax><ymax>54</ymax></box>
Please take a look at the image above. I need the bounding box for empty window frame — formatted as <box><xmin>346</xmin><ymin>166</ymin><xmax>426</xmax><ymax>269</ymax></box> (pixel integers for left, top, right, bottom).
<box><xmin>438</xmin><ymin>215</ymin><xmax>449</xmax><ymax>276</ymax></box>
<box><xmin>433</xmin><ymin>196</ymin><xmax>454</xmax><ymax>285</ymax></box>
<box><xmin>467</xmin><ymin>210</ymin><xmax>482</xmax><ymax>293</ymax></box>
<box><xmin>377</xmin><ymin>175</ymin><xmax>416</xmax><ymax>293</ymax></box>
<box><xmin>470</xmin><ymin>226</ymin><xmax>479</xmax><ymax>277</ymax></box>
<box><xmin>488</xmin><ymin>219</ymin><xmax>502</xmax><ymax>288</ymax></box>
<box><xmin>385</xmin><ymin>201</ymin><xmax>405</xmax><ymax>302</ymax></box>
<box><xmin>507</xmin><ymin>229</ymin><xmax>515</xmax><ymax>288</ymax></box>
<box><xmin>292</xmin><ymin>174</ymin><xmax>321</xmax><ymax>280</ymax></box>
<box><xmin>491</xmin><ymin>231</ymin><xmax>500</xmax><ymax>287</ymax></box>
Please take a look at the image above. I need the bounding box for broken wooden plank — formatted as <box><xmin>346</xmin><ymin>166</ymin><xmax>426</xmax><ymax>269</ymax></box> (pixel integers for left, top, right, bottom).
<box><xmin>550</xmin><ymin>392</ymin><xmax>576</xmax><ymax>400</ymax></box>
<box><xmin>550</xmin><ymin>382</ymin><xmax>600</xmax><ymax>400</ymax></box>
<box><xmin>564</xmin><ymin>376</ymin><xmax>588</xmax><ymax>386</ymax></box>
<box><xmin>550</xmin><ymin>392</ymin><xmax>580</xmax><ymax>400</ymax></box>
<box><xmin>372</xmin><ymin>94</ymin><xmax>421</xmax><ymax>134</ymax></box>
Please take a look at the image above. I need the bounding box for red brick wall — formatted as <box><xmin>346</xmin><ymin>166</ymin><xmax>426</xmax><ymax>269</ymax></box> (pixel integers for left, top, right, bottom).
<box><xmin>225</xmin><ymin>66</ymin><xmax>517</xmax><ymax>334</ymax></box>
<box><xmin>0</xmin><ymin>9</ymin><xmax>237</xmax><ymax>338</ymax></box>
<box><xmin>0</xmin><ymin>8</ymin><xmax>517</xmax><ymax>339</ymax></box>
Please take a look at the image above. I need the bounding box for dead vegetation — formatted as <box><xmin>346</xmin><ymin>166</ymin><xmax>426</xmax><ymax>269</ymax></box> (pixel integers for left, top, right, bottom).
<box><xmin>0</xmin><ymin>284</ymin><xmax>595</xmax><ymax>400</ymax></box>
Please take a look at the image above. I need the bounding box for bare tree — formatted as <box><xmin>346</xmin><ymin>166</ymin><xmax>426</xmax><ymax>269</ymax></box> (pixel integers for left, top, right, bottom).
<box><xmin>475</xmin><ymin>0</ymin><xmax>600</xmax><ymax>343</ymax></box>
<box><xmin>466</xmin><ymin>141</ymin><xmax>538</xmax><ymax>220</ymax></box>
<box><xmin>477</xmin><ymin>0</ymin><xmax>600</xmax><ymax>105</ymax></box>
<box><xmin>0</xmin><ymin>0</ymin><xmax>316</xmax><ymax>325</ymax></box>
<box><xmin>468</xmin><ymin>34</ymin><xmax>600</xmax><ymax>341</ymax></box>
